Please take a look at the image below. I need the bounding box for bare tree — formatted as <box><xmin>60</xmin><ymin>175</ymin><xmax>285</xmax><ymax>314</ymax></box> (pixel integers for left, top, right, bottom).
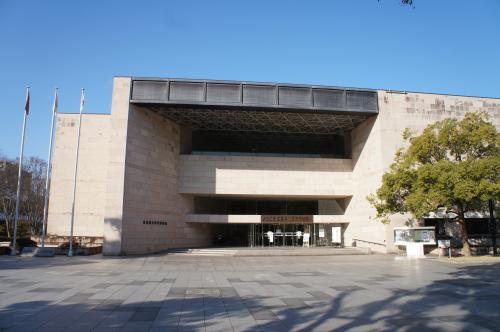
<box><xmin>0</xmin><ymin>157</ymin><xmax>19</xmax><ymax>238</ymax></box>
<box><xmin>23</xmin><ymin>157</ymin><xmax>47</xmax><ymax>237</ymax></box>
<box><xmin>0</xmin><ymin>155</ymin><xmax>45</xmax><ymax>239</ymax></box>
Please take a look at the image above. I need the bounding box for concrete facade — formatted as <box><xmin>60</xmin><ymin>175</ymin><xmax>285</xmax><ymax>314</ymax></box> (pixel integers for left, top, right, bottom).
<box><xmin>47</xmin><ymin>113</ymin><xmax>109</xmax><ymax>237</ymax></box>
<box><xmin>120</xmin><ymin>105</ymin><xmax>212</xmax><ymax>254</ymax></box>
<box><xmin>178</xmin><ymin>155</ymin><xmax>353</xmax><ymax>197</ymax></box>
<box><xmin>46</xmin><ymin>77</ymin><xmax>500</xmax><ymax>255</ymax></box>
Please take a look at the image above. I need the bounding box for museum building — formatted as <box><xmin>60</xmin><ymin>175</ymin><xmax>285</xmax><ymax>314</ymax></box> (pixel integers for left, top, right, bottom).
<box><xmin>46</xmin><ymin>77</ymin><xmax>500</xmax><ymax>255</ymax></box>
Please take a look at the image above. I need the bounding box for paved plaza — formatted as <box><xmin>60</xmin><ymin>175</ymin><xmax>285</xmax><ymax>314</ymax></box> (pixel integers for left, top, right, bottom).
<box><xmin>0</xmin><ymin>254</ymin><xmax>499</xmax><ymax>332</ymax></box>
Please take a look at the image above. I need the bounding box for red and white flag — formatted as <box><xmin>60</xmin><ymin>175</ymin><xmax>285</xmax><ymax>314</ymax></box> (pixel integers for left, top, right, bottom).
<box><xmin>24</xmin><ymin>87</ymin><xmax>30</xmax><ymax>114</ymax></box>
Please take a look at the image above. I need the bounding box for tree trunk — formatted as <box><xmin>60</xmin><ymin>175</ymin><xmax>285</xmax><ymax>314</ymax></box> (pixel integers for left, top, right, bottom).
<box><xmin>458</xmin><ymin>213</ymin><xmax>471</xmax><ymax>257</ymax></box>
<box><xmin>5</xmin><ymin>219</ymin><xmax>11</xmax><ymax>239</ymax></box>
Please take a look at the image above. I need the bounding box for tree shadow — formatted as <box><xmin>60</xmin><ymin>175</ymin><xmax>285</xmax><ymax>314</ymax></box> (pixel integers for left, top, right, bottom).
<box><xmin>0</xmin><ymin>294</ymin><xmax>272</xmax><ymax>331</ymax></box>
<box><xmin>257</xmin><ymin>261</ymin><xmax>500</xmax><ymax>331</ymax></box>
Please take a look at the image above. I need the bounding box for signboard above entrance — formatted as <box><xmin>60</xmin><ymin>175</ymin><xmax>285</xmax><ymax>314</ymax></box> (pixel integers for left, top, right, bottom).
<box><xmin>261</xmin><ymin>215</ymin><xmax>313</xmax><ymax>224</ymax></box>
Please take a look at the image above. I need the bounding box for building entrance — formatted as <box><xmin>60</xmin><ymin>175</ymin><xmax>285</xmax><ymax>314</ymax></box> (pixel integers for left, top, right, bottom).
<box><xmin>249</xmin><ymin>223</ymin><xmax>343</xmax><ymax>247</ymax></box>
<box><xmin>212</xmin><ymin>223</ymin><xmax>344</xmax><ymax>248</ymax></box>
<box><xmin>249</xmin><ymin>223</ymin><xmax>306</xmax><ymax>247</ymax></box>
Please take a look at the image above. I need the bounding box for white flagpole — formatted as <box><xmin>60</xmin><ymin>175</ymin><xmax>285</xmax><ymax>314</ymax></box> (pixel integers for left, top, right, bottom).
<box><xmin>68</xmin><ymin>88</ymin><xmax>84</xmax><ymax>257</ymax></box>
<box><xmin>41</xmin><ymin>88</ymin><xmax>58</xmax><ymax>248</ymax></box>
<box><xmin>11</xmin><ymin>87</ymin><xmax>30</xmax><ymax>256</ymax></box>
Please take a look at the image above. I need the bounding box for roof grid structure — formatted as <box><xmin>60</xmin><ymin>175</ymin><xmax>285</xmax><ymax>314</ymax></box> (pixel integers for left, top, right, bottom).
<box><xmin>151</xmin><ymin>107</ymin><xmax>368</xmax><ymax>135</ymax></box>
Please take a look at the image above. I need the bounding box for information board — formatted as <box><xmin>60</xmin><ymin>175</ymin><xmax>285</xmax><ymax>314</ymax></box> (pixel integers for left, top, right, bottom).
<box><xmin>394</xmin><ymin>227</ymin><xmax>436</xmax><ymax>246</ymax></box>
<box><xmin>332</xmin><ymin>226</ymin><xmax>341</xmax><ymax>243</ymax></box>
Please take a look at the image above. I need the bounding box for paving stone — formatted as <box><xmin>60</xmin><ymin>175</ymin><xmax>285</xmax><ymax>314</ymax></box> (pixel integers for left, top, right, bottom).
<box><xmin>0</xmin><ymin>279</ymin><xmax>18</xmax><ymax>284</ymax></box>
<box><xmin>230</xmin><ymin>319</ymin><xmax>260</xmax><ymax>332</ymax></box>
<box><xmin>438</xmin><ymin>314</ymin><xmax>500</xmax><ymax>331</ymax></box>
<box><xmin>185</xmin><ymin>287</ymin><xmax>220</xmax><ymax>296</ymax></box>
<box><xmin>281</xmin><ymin>298</ymin><xmax>307</xmax><ymax>307</ymax></box>
<box><xmin>256</xmin><ymin>319</ymin><xmax>289</xmax><ymax>332</ymax></box>
<box><xmin>92</xmin><ymin>283</ymin><xmax>118</xmax><ymax>289</ymax></box>
<box><xmin>177</xmin><ymin>321</ymin><xmax>206</xmax><ymax>332</ymax></box>
<box><xmin>120</xmin><ymin>321</ymin><xmax>152</xmax><ymax>331</ymax></box>
<box><xmin>93</xmin><ymin>300</ymin><xmax>125</xmax><ymax>311</ymax></box>
<box><xmin>92</xmin><ymin>327</ymin><xmax>122</xmax><ymax>332</ymax></box>
<box><xmin>129</xmin><ymin>308</ymin><xmax>159</xmax><ymax>322</ymax></box>
<box><xmin>279</xmin><ymin>271</ymin><xmax>327</xmax><ymax>277</ymax></box>
<box><xmin>115</xmin><ymin>305</ymin><xmax>140</xmax><ymax>312</ymax></box>
<box><xmin>62</xmin><ymin>293</ymin><xmax>92</xmax><ymax>303</ymax></box>
<box><xmin>151</xmin><ymin>311</ymin><xmax>180</xmax><ymax>327</ymax></box>
<box><xmin>220</xmin><ymin>287</ymin><xmax>239</xmax><ymax>297</ymax></box>
<box><xmin>367</xmin><ymin>276</ymin><xmax>390</xmax><ymax>282</ymax></box>
<box><xmin>167</xmin><ymin>287</ymin><xmax>187</xmax><ymax>297</ymax></box>
<box><xmin>287</xmin><ymin>282</ymin><xmax>308</xmax><ymax>288</ymax></box>
<box><xmin>331</xmin><ymin>285</ymin><xmax>366</xmax><ymax>292</ymax></box>
<box><xmin>128</xmin><ymin>280</ymin><xmax>146</xmax><ymax>286</ymax></box>
<box><xmin>95</xmin><ymin>310</ymin><xmax>134</xmax><ymax>328</ymax></box>
<box><xmin>256</xmin><ymin>280</ymin><xmax>274</xmax><ymax>285</ymax></box>
<box><xmin>71</xmin><ymin>271</ymin><xmax>121</xmax><ymax>277</ymax></box>
<box><xmin>249</xmin><ymin>308</ymin><xmax>276</xmax><ymax>320</ymax></box>
<box><xmin>306</xmin><ymin>290</ymin><xmax>333</xmax><ymax>300</ymax></box>
<box><xmin>28</xmin><ymin>287</ymin><xmax>70</xmax><ymax>293</ymax></box>
<box><xmin>422</xmin><ymin>290</ymin><xmax>465</xmax><ymax>299</ymax></box>
<box><xmin>8</xmin><ymin>282</ymin><xmax>37</xmax><ymax>287</ymax></box>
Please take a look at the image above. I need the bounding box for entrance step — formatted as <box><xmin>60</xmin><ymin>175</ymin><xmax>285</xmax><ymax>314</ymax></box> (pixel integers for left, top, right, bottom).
<box><xmin>168</xmin><ymin>247</ymin><xmax>371</xmax><ymax>257</ymax></box>
<box><xmin>34</xmin><ymin>247</ymin><xmax>56</xmax><ymax>257</ymax></box>
<box><xmin>168</xmin><ymin>248</ymin><xmax>238</xmax><ymax>256</ymax></box>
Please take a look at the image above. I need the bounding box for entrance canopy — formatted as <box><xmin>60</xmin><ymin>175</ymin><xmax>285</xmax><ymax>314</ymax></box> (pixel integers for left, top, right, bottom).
<box><xmin>130</xmin><ymin>78</ymin><xmax>378</xmax><ymax>135</ymax></box>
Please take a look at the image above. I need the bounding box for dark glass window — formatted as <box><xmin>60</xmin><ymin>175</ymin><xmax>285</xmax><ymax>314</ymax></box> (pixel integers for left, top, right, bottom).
<box><xmin>286</xmin><ymin>201</ymin><xmax>318</xmax><ymax>215</ymax></box>
<box><xmin>228</xmin><ymin>200</ymin><xmax>257</xmax><ymax>214</ymax></box>
<box><xmin>257</xmin><ymin>201</ymin><xmax>286</xmax><ymax>215</ymax></box>
<box><xmin>465</xmin><ymin>218</ymin><xmax>490</xmax><ymax>234</ymax></box>
<box><xmin>194</xmin><ymin>198</ymin><xmax>322</xmax><ymax>215</ymax></box>
<box><xmin>424</xmin><ymin>219</ymin><xmax>445</xmax><ymax>236</ymax></box>
<box><xmin>192</xmin><ymin>130</ymin><xmax>348</xmax><ymax>158</ymax></box>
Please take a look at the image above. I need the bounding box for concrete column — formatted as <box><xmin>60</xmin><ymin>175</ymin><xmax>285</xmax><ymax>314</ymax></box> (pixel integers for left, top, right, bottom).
<box><xmin>103</xmin><ymin>77</ymin><xmax>131</xmax><ymax>255</ymax></box>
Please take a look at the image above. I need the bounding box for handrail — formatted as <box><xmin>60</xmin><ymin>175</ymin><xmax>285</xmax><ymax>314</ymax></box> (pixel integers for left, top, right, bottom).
<box><xmin>467</xmin><ymin>233</ymin><xmax>500</xmax><ymax>237</ymax></box>
<box><xmin>352</xmin><ymin>238</ymin><xmax>386</xmax><ymax>247</ymax></box>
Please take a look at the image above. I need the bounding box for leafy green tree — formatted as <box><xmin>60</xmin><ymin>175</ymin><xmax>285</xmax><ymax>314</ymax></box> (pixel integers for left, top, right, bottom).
<box><xmin>368</xmin><ymin>112</ymin><xmax>500</xmax><ymax>256</ymax></box>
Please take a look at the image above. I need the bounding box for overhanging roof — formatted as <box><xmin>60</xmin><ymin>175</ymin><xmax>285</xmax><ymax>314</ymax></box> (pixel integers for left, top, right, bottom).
<box><xmin>129</xmin><ymin>78</ymin><xmax>378</xmax><ymax>134</ymax></box>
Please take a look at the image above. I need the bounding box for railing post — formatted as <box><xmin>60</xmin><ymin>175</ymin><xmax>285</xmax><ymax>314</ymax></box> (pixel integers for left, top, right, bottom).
<box><xmin>489</xmin><ymin>200</ymin><xmax>497</xmax><ymax>256</ymax></box>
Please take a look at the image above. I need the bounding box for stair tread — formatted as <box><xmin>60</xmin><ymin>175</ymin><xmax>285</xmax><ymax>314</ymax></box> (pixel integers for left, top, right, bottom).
<box><xmin>168</xmin><ymin>247</ymin><xmax>371</xmax><ymax>256</ymax></box>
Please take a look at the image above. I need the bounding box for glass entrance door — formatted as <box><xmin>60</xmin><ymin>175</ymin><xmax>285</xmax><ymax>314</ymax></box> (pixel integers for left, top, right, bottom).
<box><xmin>249</xmin><ymin>223</ymin><xmax>343</xmax><ymax>247</ymax></box>
<box><xmin>252</xmin><ymin>223</ymin><xmax>307</xmax><ymax>247</ymax></box>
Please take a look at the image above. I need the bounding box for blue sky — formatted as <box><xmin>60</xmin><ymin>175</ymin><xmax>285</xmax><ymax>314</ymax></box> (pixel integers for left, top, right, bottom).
<box><xmin>1</xmin><ymin>0</ymin><xmax>499</xmax><ymax>159</ymax></box>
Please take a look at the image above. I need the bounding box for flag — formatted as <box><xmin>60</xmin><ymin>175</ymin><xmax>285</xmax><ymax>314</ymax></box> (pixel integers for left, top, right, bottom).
<box><xmin>24</xmin><ymin>87</ymin><xmax>30</xmax><ymax>114</ymax></box>
<box><xmin>52</xmin><ymin>88</ymin><xmax>58</xmax><ymax>114</ymax></box>
<box><xmin>79</xmin><ymin>89</ymin><xmax>85</xmax><ymax>113</ymax></box>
